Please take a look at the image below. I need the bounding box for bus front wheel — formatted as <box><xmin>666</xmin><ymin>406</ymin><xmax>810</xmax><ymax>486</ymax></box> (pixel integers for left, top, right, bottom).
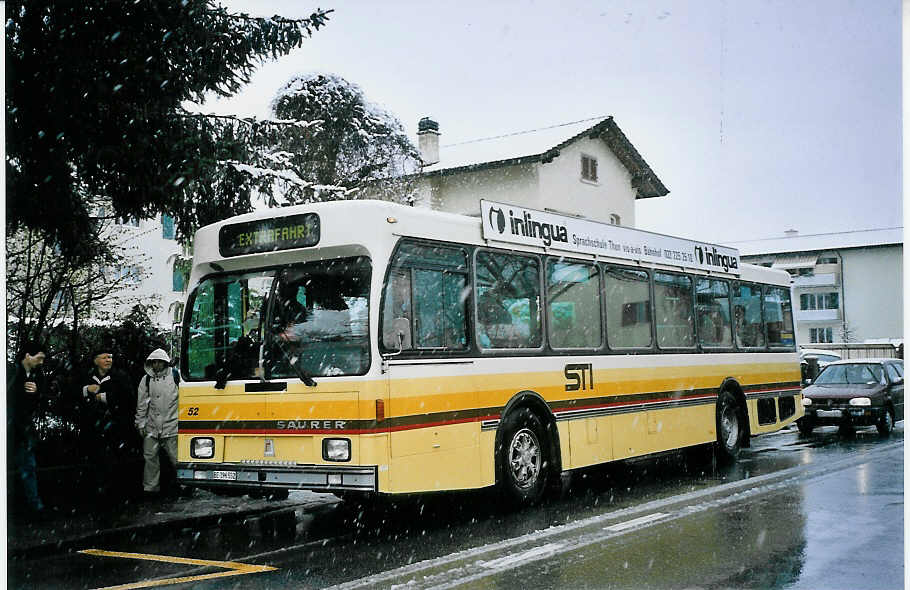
<box><xmin>715</xmin><ymin>390</ymin><xmax>743</xmax><ymax>463</ymax></box>
<box><xmin>498</xmin><ymin>407</ymin><xmax>550</xmax><ymax>506</ymax></box>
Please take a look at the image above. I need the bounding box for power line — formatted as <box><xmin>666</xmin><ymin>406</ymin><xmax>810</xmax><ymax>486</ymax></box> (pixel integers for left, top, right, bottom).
<box><xmin>441</xmin><ymin>115</ymin><xmax>610</xmax><ymax>148</ymax></box>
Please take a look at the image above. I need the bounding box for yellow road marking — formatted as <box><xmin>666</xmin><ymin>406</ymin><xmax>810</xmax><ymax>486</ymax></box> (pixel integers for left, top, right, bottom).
<box><xmin>79</xmin><ymin>549</ymin><xmax>277</xmax><ymax>590</ymax></box>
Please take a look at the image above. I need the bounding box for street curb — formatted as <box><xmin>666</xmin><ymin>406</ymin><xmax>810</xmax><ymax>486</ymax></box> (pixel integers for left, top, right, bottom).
<box><xmin>8</xmin><ymin>500</ymin><xmax>329</xmax><ymax>560</ymax></box>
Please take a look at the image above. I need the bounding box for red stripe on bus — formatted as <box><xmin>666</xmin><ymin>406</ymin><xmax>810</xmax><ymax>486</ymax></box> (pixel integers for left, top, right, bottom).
<box><xmin>551</xmin><ymin>393</ymin><xmax>717</xmax><ymax>414</ymax></box>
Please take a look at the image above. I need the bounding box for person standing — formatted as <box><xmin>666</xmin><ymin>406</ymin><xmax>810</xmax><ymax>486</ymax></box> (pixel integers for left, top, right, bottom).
<box><xmin>7</xmin><ymin>340</ymin><xmax>47</xmax><ymax>515</ymax></box>
<box><xmin>81</xmin><ymin>348</ymin><xmax>135</xmax><ymax>494</ymax></box>
<box><xmin>135</xmin><ymin>348</ymin><xmax>179</xmax><ymax>496</ymax></box>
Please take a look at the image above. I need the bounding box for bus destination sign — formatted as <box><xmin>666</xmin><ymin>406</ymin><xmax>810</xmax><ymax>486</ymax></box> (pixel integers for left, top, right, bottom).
<box><xmin>219</xmin><ymin>213</ymin><xmax>320</xmax><ymax>257</ymax></box>
<box><xmin>480</xmin><ymin>200</ymin><xmax>741</xmax><ymax>275</ymax></box>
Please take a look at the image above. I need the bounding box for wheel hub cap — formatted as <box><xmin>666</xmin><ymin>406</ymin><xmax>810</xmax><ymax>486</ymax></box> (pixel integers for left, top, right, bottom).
<box><xmin>721</xmin><ymin>405</ymin><xmax>739</xmax><ymax>448</ymax></box>
<box><xmin>509</xmin><ymin>429</ymin><xmax>541</xmax><ymax>489</ymax></box>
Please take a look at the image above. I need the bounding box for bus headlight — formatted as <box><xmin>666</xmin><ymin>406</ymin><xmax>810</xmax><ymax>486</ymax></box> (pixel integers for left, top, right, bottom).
<box><xmin>191</xmin><ymin>437</ymin><xmax>215</xmax><ymax>459</ymax></box>
<box><xmin>322</xmin><ymin>438</ymin><xmax>350</xmax><ymax>462</ymax></box>
<box><xmin>801</xmin><ymin>398</ymin><xmax>812</xmax><ymax>406</ymax></box>
<box><xmin>849</xmin><ymin>397</ymin><xmax>871</xmax><ymax>407</ymax></box>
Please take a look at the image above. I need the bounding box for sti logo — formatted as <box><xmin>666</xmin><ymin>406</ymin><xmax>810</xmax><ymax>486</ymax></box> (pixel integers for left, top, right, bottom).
<box><xmin>489</xmin><ymin>206</ymin><xmax>507</xmax><ymax>234</ymax></box>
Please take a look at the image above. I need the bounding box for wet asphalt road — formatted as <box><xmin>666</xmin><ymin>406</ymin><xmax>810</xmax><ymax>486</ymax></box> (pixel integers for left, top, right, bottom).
<box><xmin>10</xmin><ymin>424</ymin><xmax>904</xmax><ymax>589</ymax></box>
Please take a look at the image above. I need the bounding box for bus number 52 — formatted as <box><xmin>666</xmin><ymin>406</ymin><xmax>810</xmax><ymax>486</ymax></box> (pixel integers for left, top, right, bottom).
<box><xmin>565</xmin><ymin>363</ymin><xmax>594</xmax><ymax>392</ymax></box>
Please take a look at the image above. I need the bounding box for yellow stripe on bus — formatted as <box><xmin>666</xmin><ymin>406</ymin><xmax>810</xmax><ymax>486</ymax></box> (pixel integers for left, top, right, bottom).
<box><xmin>180</xmin><ymin>362</ymin><xmax>799</xmax><ymax>421</ymax></box>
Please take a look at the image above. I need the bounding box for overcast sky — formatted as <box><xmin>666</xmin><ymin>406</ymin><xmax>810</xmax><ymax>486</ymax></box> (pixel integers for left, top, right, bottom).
<box><xmin>197</xmin><ymin>0</ymin><xmax>902</xmax><ymax>245</ymax></box>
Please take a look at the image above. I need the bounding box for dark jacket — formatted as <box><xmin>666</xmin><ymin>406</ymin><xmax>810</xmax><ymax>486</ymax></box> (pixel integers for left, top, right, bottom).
<box><xmin>7</xmin><ymin>361</ymin><xmax>46</xmax><ymax>447</ymax></box>
<box><xmin>80</xmin><ymin>367</ymin><xmax>134</xmax><ymax>431</ymax></box>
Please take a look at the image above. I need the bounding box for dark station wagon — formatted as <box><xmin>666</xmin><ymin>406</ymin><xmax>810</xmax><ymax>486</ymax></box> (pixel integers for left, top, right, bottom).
<box><xmin>798</xmin><ymin>359</ymin><xmax>904</xmax><ymax>435</ymax></box>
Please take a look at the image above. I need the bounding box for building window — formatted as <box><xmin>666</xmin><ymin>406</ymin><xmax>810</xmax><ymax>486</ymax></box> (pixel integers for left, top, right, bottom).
<box><xmin>788</xmin><ymin>268</ymin><xmax>813</xmax><ymax>277</ymax></box>
<box><xmin>816</xmin><ymin>256</ymin><xmax>838</xmax><ymax>265</ymax></box>
<box><xmin>800</xmin><ymin>292</ymin><xmax>839</xmax><ymax>310</ymax></box>
<box><xmin>581</xmin><ymin>155</ymin><xmax>598</xmax><ymax>182</ymax></box>
<box><xmin>609</xmin><ymin>214</ymin><xmax>621</xmax><ymax>226</ymax></box>
<box><xmin>810</xmin><ymin>327</ymin><xmax>833</xmax><ymax>343</ymax></box>
<box><xmin>162</xmin><ymin>214</ymin><xmax>176</xmax><ymax>240</ymax></box>
<box><xmin>125</xmin><ymin>266</ymin><xmax>142</xmax><ymax>284</ymax></box>
<box><xmin>171</xmin><ymin>302</ymin><xmax>184</xmax><ymax>324</ymax></box>
<box><xmin>173</xmin><ymin>261</ymin><xmax>187</xmax><ymax>292</ymax></box>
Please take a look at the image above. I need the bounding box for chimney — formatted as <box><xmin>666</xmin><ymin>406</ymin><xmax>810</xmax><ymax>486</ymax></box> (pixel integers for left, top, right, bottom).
<box><xmin>417</xmin><ymin>117</ymin><xmax>440</xmax><ymax>166</ymax></box>
<box><xmin>784</xmin><ymin>229</ymin><xmax>799</xmax><ymax>237</ymax></box>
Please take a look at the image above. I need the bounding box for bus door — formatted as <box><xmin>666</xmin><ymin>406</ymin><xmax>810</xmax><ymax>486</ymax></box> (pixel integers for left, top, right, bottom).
<box><xmin>381</xmin><ymin>253</ymin><xmax>479</xmax><ymax>491</ymax></box>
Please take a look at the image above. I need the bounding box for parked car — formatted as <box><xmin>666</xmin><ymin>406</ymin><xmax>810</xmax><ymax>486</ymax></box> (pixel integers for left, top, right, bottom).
<box><xmin>799</xmin><ymin>348</ymin><xmax>842</xmax><ymax>367</ymax></box>
<box><xmin>798</xmin><ymin>359</ymin><xmax>904</xmax><ymax>435</ymax></box>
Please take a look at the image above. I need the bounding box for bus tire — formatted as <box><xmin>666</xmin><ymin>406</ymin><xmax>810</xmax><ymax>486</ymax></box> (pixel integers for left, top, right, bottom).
<box><xmin>498</xmin><ymin>407</ymin><xmax>550</xmax><ymax>506</ymax></box>
<box><xmin>715</xmin><ymin>390</ymin><xmax>743</xmax><ymax>463</ymax></box>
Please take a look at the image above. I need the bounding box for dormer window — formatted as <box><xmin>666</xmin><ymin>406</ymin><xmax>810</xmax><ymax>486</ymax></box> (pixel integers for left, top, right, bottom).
<box><xmin>609</xmin><ymin>214</ymin><xmax>621</xmax><ymax>226</ymax></box>
<box><xmin>581</xmin><ymin>154</ymin><xmax>598</xmax><ymax>182</ymax></box>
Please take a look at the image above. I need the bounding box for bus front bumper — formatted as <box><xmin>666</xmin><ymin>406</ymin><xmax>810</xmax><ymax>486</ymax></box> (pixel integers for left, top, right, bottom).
<box><xmin>177</xmin><ymin>462</ymin><xmax>377</xmax><ymax>492</ymax></box>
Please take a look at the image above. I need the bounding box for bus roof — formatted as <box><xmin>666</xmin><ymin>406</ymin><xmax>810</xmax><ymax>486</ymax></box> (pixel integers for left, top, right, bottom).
<box><xmin>191</xmin><ymin>200</ymin><xmax>790</xmax><ymax>286</ymax></box>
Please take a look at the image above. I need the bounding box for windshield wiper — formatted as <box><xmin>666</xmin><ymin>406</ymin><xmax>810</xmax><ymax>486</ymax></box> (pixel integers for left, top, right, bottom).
<box><xmin>275</xmin><ymin>338</ymin><xmax>316</xmax><ymax>387</ymax></box>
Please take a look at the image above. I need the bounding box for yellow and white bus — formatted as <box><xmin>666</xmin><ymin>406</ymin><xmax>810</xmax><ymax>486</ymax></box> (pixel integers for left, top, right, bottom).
<box><xmin>176</xmin><ymin>199</ymin><xmax>801</xmax><ymax>505</ymax></box>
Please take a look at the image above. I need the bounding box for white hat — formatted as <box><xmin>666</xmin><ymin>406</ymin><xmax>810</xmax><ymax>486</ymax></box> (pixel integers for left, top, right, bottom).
<box><xmin>146</xmin><ymin>348</ymin><xmax>171</xmax><ymax>363</ymax></box>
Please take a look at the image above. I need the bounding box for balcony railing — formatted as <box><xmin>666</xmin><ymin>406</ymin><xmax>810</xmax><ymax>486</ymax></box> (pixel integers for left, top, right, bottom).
<box><xmin>792</xmin><ymin>273</ymin><xmax>837</xmax><ymax>287</ymax></box>
<box><xmin>795</xmin><ymin>308</ymin><xmax>841</xmax><ymax>322</ymax></box>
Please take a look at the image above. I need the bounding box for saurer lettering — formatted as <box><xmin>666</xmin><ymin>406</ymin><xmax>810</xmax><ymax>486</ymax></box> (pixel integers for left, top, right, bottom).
<box><xmin>277</xmin><ymin>420</ymin><xmax>347</xmax><ymax>430</ymax></box>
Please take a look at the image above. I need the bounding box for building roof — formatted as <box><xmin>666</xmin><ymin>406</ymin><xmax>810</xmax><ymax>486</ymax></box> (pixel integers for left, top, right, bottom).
<box><xmin>728</xmin><ymin>227</ymin><xmax>903</xmax><ymax>257</ymax></box>
<box><xmin>419</xmin><ymin>116</ymin><xmax>669</xmax><ymax>199</ymax></box>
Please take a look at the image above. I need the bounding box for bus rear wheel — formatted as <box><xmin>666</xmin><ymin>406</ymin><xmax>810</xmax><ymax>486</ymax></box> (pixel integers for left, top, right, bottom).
<box><xmin>498</xmin><ymin>407</ymin><xmax>550</xmax><ymax>507</ymax></box>
<box><xmin>715</xmin><ymin>390</ymin><xmax>743</xmax><ymax>463</ymax></box>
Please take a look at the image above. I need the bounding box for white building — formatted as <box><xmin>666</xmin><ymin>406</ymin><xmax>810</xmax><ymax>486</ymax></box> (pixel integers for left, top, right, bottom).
<box><xmin>397</xmin><ymin>116</ymin><xmax>668</xmax><ymax>227</ymax></box>
<box><xmin>106</xmin><ymin>213</ymin><xmax>185</xmax><ymax>328</ymax></box>
<box><xmin>731</xmin><ymin>228</ymin><xmax>903</xmax><ymax>345</ymax></box>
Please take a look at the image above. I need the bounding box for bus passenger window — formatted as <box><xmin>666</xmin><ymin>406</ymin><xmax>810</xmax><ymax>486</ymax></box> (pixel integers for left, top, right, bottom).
<box><xmin>381</xmin><ymin>242</ymin><xmax>469</xmax><ymax>352</ymax></box>
<box><xmin>604</xmin><ymin>267</ymin><xmax>652</xmax><ymax>349</ymax></box>
<box><xmin>654</xmin><ymin>273</ymin><xmax>695</xmax><ymax>348</ymax></box>
<box><xmin>547</xmin><ymin>261</ymin><xmax>601</xmax><ymax>349</ymax></box>
<box><xmin>732</xmin><ymin>283</ymin><xmax>766</xmax><ymax>349</ymax></box>
<box><xmin>696</xmin><ymin>278</ymin><xmax>733</xmax><ymax>348</ymax></box>
<box><xmin>764</xmin><ymin>286</ymin><xmax>795</xmax><ymax>348</ymax></box>
<box><xmin>475</xmin><ymin>251</ymin><xmax>541</xmax><ymax>349</ymax></box>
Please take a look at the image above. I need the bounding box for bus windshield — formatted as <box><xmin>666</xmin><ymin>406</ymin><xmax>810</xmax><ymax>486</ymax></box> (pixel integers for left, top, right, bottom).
<box><xmin>184</xmin><ymin>256</ymin><xmax>371</xmax><ymax>381</ymax></box>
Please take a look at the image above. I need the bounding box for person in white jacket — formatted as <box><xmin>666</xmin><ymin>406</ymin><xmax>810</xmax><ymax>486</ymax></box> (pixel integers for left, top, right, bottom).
<box><xmin>135</xmin><ymin>348</ymin><xmax>179</xmax><ymax>495</ymax></box>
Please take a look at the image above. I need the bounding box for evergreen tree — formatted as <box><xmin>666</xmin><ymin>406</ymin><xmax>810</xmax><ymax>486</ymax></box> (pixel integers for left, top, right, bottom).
<box><xmin>6</xmin><ymin>1</ymin><xmax>332</xmax><ymax>256</ymax></box>
<box><xmin>252</xmin><ymin>73</ymin><xmax>421</xmax><ymax>205</ymax></box>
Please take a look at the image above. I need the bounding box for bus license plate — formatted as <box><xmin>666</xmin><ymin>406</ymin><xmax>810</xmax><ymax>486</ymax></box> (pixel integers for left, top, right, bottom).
<box><xmin>817</xmin><ymin>409</ymin><xmax>842</xmax><ymax>418</ymax></box>
<box><xmin>212</xmin><ymin>470</ymin><xmax>237</xmax><ymax>481</ymax></box>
